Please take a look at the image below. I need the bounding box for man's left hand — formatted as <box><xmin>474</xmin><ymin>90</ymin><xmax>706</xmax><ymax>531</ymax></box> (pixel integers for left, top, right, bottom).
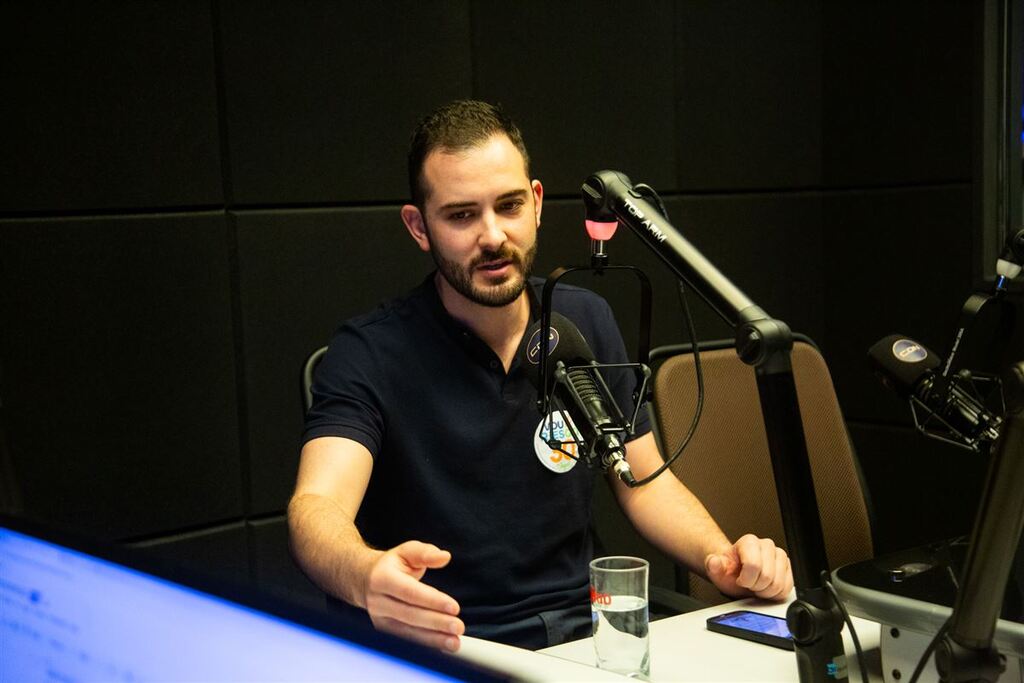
<box><xmin>703</xmin><ymin>534</ymin><xmax>794</xmax><ymax>601</ymax></box>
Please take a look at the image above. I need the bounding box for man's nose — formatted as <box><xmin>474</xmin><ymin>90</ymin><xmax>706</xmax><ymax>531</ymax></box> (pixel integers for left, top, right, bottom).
<box><xmin>478</xmin><ymin>211</ymin><xmax>507</xmax><ymax>250</ymax></box>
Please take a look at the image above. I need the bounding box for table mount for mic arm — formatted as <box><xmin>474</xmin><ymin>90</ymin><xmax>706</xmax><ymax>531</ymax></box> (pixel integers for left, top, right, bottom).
<box><xmin>581</xmin><ymin>170</ymin><xmax>846</xmax><ymax>683</ymax></box>
<box><xmin>535</xmin><ymin>259</ymin><xmax>653</xmax><ymax>468</ymax></box>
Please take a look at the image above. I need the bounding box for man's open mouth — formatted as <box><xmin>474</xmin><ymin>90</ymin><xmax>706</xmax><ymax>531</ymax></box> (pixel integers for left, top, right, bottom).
<box><xmin>478</xmin><ymin>260</ymin><xmax>512</xmax><ymax>271</ymax></box>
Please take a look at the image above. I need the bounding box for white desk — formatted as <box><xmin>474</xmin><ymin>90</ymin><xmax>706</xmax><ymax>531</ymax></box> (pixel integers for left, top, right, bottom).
<box><xmin>456</xmin><ymin>597</ymin><xmax>883</xmax><ymax>682</ymax></box>
<box><xmin>457</xmin><ymin>636</ymin><xmax>632</xmax><ymax>681</ymax></box>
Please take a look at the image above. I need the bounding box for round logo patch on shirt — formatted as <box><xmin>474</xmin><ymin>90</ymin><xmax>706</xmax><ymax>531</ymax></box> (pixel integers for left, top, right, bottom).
<box><xmin>534</xmin><ymin>411</ymin><xmax>581</xmax><ymax>473</ymax></box>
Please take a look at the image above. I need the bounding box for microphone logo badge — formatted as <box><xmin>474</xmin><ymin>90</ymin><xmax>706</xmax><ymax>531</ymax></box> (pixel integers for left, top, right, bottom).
<box><xmin>526</xmin><ymin>326</ymin><xmax>559</xmax><ymax>365</ymax></box>
<box><xmin>892</xmin><ymin>339</ymin><xmax>928</xmax><ymax>363</ymax></box>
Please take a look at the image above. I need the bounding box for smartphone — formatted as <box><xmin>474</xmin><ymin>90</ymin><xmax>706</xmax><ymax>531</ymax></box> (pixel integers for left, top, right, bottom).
<box><xmin>706</xmin><ymin>610</ymin><xmax>795</xmax><ymax>650</ymax></box>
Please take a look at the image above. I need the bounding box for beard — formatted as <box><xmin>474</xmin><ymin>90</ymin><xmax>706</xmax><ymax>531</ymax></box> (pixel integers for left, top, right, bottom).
<box><xmin>429</xmin><ymin>237</ymin><xmax>538</xmax><ymax>308</ymax></box>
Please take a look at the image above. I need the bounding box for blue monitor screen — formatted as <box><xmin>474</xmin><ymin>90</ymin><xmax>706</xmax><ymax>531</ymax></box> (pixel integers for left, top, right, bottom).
<box><xmin>0</xmin><ymin>523</ymin><xmax>498</xmax><ymax>682</ymax></box>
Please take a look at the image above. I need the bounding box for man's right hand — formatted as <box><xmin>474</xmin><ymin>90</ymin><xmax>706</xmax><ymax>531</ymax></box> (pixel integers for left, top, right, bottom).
<box><xmin>363</xmin><ymin>541</ymin><xmax>464</xmax><ymax>652</ymax></box>
<box><xmin>289</xmin><ymin>442</ymin><xmax>463</xmax><ymax>652</ymax></box>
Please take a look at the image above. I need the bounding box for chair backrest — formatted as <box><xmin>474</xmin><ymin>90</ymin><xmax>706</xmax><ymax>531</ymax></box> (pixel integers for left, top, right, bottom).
<box><xmin>652</xmin><ymin>337</ymin><xmax>874</xmax><ymax>605</ymax></box>
<box><xmin>302</xmin><ymin>346</ymin><xmax>328</xmax><ymax>414</ymax></box>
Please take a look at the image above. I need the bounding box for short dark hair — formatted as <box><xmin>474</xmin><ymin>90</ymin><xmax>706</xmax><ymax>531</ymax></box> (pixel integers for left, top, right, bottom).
<box><xmin>407</xmin><ymin>100</ymin><xmax>530</xmax><ymax>209</ymax></box>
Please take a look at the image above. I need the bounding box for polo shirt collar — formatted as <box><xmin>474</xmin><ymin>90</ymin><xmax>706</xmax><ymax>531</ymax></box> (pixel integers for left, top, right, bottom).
<box><xmin>418</xmin><ymin>271</ymin><xmax>542</xmax><ymax>372</ymax></box>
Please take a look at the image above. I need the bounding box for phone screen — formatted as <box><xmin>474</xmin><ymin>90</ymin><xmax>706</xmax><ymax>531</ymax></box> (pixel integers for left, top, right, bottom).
<box><xmin>712</xmin><ymin>611</ymin><xmax>792</xmax><ymax>638</ymax></box>
<box><xmin>706</xmin><ymin>610</ymin><xmax>794</xmax><ymax>650</ymax></box>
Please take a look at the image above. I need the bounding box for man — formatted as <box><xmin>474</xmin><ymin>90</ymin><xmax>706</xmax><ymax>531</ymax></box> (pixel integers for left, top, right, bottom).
<box><xmin>289</xmin><ymin>100</ymin><xmax>793</xmax><ymax>653</ymax></box>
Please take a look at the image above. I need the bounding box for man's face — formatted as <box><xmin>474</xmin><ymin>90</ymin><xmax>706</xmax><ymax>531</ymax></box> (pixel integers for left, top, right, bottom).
<box><xmin>404</xmin><ymin>134</ymin><xmax>543</xmax><ymax>308</ymax></box>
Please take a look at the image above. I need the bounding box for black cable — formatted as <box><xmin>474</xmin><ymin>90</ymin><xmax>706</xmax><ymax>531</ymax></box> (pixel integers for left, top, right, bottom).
<box><xmin>625</xmin><ymin>184</ymin><xmax>706</xmax><ymax>487</ymax></box>
<box><xmin>908</xmin><ymin>617</ymin><xmax>951</xmax><ymax>683</ymax></box>
<box><xmin>632</xmin><ymin>183</ymin><xmax>669</xmax><ymax>218</ymax></box>
<box><xmin>823</xmin><ymin>573</ymin><xmax>870</xmax><ymax>683</ymax></box>
<box><xmin>630</xmin><ymin>281</ymin><xmax>705</xmax><ymax>486</ymax></box>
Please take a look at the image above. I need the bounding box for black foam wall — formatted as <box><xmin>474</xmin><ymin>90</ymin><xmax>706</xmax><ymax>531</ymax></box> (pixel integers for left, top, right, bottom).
<box><xmin>0</xmin><ymin>0</ymin><xmax>1006</xmax><ymax>602</ymax></box>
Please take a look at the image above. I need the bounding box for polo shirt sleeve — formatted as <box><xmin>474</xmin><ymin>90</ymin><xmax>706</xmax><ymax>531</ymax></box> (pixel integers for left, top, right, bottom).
<box><xmin>302</xmin><ymin>322</ymin><xmax>385</xmax><ymax>457</ymax></box>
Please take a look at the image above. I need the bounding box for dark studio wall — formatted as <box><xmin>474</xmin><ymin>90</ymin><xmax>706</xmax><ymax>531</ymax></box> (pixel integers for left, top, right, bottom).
<box><xmin>1</xmin><ymin>1</ymin><xmax>1015</xmax><ymax>608</ymax></box>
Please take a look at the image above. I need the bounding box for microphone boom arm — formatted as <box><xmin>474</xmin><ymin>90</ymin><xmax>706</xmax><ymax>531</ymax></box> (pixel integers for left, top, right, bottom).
<box><xmin>936</xmin><ymin>361</ymin><xmax>1024</xmax><ymax>683</ymax></box>
<box><xmin>583</xmin><ymin>170</ymin><xmax>848</xmax><ymax>683</ymax></box>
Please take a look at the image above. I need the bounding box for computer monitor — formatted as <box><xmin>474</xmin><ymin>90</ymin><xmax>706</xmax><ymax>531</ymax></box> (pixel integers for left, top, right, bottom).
<box><xmin>0</xmin><ymin>515</ymin><xmax>506</xmax><ymax>682</ymax></box>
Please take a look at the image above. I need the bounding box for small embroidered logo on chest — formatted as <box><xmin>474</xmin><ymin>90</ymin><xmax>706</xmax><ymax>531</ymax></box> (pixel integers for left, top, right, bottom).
<box><xmin>533</xmin><ymin>412</ymin><xmax>580</xmax><ymax>473</ymax></box>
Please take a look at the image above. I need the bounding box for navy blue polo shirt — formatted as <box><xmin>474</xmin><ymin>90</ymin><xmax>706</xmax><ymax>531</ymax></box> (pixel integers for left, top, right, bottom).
<box><xmin>304</xmin><ymin>274</ymin><xmax>650</xmax><ymax>638</ymax></box>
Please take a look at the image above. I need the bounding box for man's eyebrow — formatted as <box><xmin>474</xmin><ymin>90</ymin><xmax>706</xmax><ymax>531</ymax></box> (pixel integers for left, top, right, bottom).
<box><xmin>438</xmin><ymin>200</ymin><xmax>477</xmax><ymax>211</ymax></box>
<box><xmin>437</xmin><ymin>189</ymin><xmax>528</xmax><ymax>212</ymax></box>
<box><xmin>496</xmin><ymin>189</ymin><xmax>529</xmax><ymax>202</ymax></box>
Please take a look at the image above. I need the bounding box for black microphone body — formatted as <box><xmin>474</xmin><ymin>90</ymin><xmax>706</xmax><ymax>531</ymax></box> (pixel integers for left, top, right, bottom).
<box><xmin>523</xmin><ymin>312</ymin><xmax>637</xmax><ymax>486</ymax></box>
<box><xmin>555</xmin><ymin>362</ymin><xmax>635</xmax><ymax>485</ymax></box>
<box><xmin>868</xmin><ymin>335</ymin><xmax>1003</xmax><ymax>449</ymax></box>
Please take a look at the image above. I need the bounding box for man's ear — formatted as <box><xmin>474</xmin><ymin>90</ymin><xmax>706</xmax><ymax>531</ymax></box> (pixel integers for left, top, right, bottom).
<box><xmin>400</xmin><ymin>204</ymin><xmax>431</xmax><ymax>253</ymax></box>
<box><xmin>531</xmin><ymin>179</ymin><xmax>544</xmax><ymax>228</ymax></box>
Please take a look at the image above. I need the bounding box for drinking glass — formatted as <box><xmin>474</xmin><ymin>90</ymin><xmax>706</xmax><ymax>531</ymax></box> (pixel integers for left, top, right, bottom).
<box><xmin>589</xmin><ymin>556</ymin><xmax>650</xmax><ymax>679</ymax></box>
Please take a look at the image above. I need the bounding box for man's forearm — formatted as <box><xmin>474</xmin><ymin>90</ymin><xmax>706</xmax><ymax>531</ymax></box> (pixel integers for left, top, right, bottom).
<box><xmin>287</xmin><ymin>492</ymin><xmax>383</xmax><ymax>608</ymax></box>
<box><xmin>614</xmin><ymin>433</ymin><xmax>732</xmax><ymax>575</ymax></box>
<box><xmin>613</xmin><ymin>470</ymin><xmax>732</xmax><ymax>577</ymax></box>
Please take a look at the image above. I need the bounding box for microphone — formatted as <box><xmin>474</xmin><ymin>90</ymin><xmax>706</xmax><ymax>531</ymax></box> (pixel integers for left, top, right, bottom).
<box><xmin>868</xmin><ymin>334</ymin><xmax>1003</xmax><ymax>451</ymax></box>
<box><xmin>522</xmin><ymin>312</ymin><xmax>638</xmax><ymax>486</ymax></box>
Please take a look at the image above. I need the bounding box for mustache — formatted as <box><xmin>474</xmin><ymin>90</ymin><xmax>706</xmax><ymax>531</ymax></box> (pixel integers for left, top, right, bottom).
<box><xmin>471</xmin><ymin>245</ymin><xmax>521</xmax><ymax>269</ymax></box>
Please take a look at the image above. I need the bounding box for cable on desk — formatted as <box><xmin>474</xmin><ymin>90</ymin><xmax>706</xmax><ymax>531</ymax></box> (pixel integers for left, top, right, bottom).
<box><xmin>823</xmin><ymin>572</ymin><xmax>869</xmax><ymax>683</ymax></box>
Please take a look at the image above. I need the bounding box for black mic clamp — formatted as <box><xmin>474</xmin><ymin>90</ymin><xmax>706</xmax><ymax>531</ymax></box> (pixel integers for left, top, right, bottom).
<box><xmin>534</xmin><ymin>244</ymin><xmax>654</xmax><ymax>488</ymax></box>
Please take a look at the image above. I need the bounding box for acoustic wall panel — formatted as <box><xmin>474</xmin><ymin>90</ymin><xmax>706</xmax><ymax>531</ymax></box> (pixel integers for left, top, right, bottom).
<box><xmin>234</xmin><ymin>207</ymin><xmax>432</xmax><ymax>513</ymax></box>
<box><xmin>822</xmin><ymin>1</ymin><xmax>974</xmax><ymax>187</ymax></box>
<box><xmin>472</xmin><ymin>0</ymin><xmax>676</xmax><ymax>197</ymax></box>
<box><xmin>847</xmin><ymin>423</ymin><xmax>987</xmax><ymax>556</ymax></box>
<box><xmin>131</xmin><ymin>522</ymin><xmax>250</xmax><ymax>587</ymax></box>
<box><xmin>249</xmin><ymin>516</ymin><xmax>325</xmax><ymax>611</ymax></box>
<box><xmin>0</xmin><ymin>1</ymin><xmax>223</xmax><ymax>213</ymax></box>
<box><xmin>0</xmin><ymin>212</ymin><xmax>242</xmax><ymax>539</ymax></box>
<box><xmin>674</xmin><ymin>1</ymin><xmax>823</xmax><ymax>191</ymax></box>
<box><xmin>219</xmin><ymin>0</ymin><xmax>473</xmax><ymax>205</ymax></box>
<box><xmin>822</xmin><ymin>186</ymin><xmax>974</xmax><ymax>425</ymax></box>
